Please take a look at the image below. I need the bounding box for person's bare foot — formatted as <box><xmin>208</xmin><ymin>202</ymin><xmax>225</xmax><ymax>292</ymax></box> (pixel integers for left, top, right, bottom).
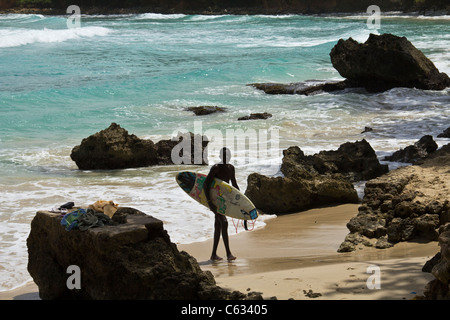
<box><xmin>227</xmin><ymin>254</ymin><xmax>236</xmax><ymax>261</ymax></box>
<box><xmin>210</xmin><ymin>255</ymin><xmax>223</xmax><ymax>261</ymax></box>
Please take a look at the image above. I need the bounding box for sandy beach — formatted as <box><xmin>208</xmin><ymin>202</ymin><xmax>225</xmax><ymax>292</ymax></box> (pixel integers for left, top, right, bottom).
<box><xmin>179</xmin><ymin>203</ymin><xmax>438</xmax><ymax>300</ymax></box>
<box><xmin>1</xmin><ymin>203</ymin><xmax>438</xmax><ymax>300</ymax></box>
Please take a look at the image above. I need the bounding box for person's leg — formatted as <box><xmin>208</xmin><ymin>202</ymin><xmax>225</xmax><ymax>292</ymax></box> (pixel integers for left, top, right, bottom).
<box><xmin>219</xmin><ymin>215</ymin><xmax>236</xmax><ymax>261</ymax></box>
<box><xmin>210</xmin><ymin>214</ymin><xmax>223</xmax><ymax>260</ymax></box>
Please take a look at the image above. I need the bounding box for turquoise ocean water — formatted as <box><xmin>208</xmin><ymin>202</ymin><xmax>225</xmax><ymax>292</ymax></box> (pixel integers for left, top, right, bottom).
<box><xmin>0</xmin><ymin>13</ymin><xmax>449</xmax><ymax>291</ymax></box>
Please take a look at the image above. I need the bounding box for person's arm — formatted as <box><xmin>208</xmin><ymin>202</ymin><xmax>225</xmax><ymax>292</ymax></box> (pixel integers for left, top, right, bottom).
<box><xmin>229</xmin><ymin>165</ymin><xmax>239</xmax><ymax>190</ymax></box>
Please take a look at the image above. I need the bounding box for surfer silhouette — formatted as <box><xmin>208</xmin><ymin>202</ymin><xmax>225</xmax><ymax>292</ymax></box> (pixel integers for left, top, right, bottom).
<box><xmin>204</xmin><ymin>147</ymin><xmax>238</xmax><ymax>262</ymax></box>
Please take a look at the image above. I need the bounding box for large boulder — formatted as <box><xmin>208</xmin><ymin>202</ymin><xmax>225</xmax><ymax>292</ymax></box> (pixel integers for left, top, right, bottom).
<box><xmin>330</xmin><ymin>33</ymin><xmax>450</xmax><ymax>92</ymax></box>
<box><xmin>27</xmin><ymin>207</ymin><xmax>235</xmax><ymax>300</ymax></box>
<box><xmin>245</xmin><ymin>139</ymin><xmax>388</xmax><ymax>215</ymax></box>
<box><xmin>281</xmin><ymin>139</ymin><xmax>388</xmax><ymax>182</ymax></box>
<box><xmin>245</xmin><ymin>172</ymin><xmax>358</xmax><ymax>215</ymax></box>
<box><xmin>70</xmin><ymin>123</ymin><xmax>208</xmax><ymax>170</ymax></box>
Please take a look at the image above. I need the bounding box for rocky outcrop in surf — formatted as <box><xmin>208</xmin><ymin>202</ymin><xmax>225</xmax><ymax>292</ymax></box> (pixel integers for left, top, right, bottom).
<box><xmin>245</xmin><ymin>140</ymin><xmax>387</xmax><ymax>214</ymax></box>
<box><xmin>281</xmin><ymin>139</ymin><xmax>388</xmax><ymax>183</ymax></box>
<box><xmin>338</xmin><ymin>143</ymin><xmax>450</xmax><ymax>252</ymax></box>
<box><xmin>330</xmin><ymin>33</ymin><xmax>450</xmax><ymax>92</ymax></box>
<box><xmin>251</xmin><ymin>34</ymin><xmax>450</xmax><ymax>95</ymax></box>
<box><xmin>383</xmin><ymin>135</ymin><xmax>438</xmax><ymax>163</ymax></box>
<box><xmin>27</xmin><ymin>207</ymin><xmax>252</xmax><ymax>300</ymax></box>
<box><xmin>185</xmin><ymin>106</ymin><xmax>226</xmax><ymax>116</ymax></box>
<box><xmin>70</xmin><ymin>123</ymin><xmax>208</xmax><ymax>170</ymax></box>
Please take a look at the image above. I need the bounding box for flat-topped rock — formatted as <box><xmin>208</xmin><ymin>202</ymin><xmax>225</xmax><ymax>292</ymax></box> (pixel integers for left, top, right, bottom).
<box><xmin>27</xmin><ymin>207</ymin><xmax>233</xmax><ymax>299</ymax></box>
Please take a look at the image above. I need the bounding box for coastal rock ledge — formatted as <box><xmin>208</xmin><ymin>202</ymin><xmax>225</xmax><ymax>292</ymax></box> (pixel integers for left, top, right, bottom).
<box><xmin>27</xmin><ymin>208</ymin><xmax>243</xmax><ymax>300</ymax></box>
<box><xmin>338</xmin><ymin>144</ymin><xmax>450</xmax><ymax>252</ymax></box>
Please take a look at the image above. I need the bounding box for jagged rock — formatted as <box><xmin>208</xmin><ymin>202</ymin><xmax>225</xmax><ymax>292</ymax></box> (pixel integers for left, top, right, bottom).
<box><xmin>438</xmin><ymin>127</ymin><xmax>450</xmax><ymax>138</ymax></box>
<box><xmin>338</xmin><ymin>146</ymin><xmax>450</xmax><ymax>252</ymax></box>
<box><xmin>281</xmin><ymin>140</ymin><xmax>388</xmax><ymax>182</ymax></box>
<box><xmin>238</xmin><ymin>112</ymin><xmax>272</xmax><ymax>121</ymax></box>
<box><xmin>70</xmin><ymin>123</ymin><xmax>208</xmax><ymax>169</ymax></box>
<box><xmin>185</xmin><ymin>106</ymin><xmax>226</xmax><ymax>116</ymax></box>
<box><xmin>423</xmin><ymin>224</ymin><xmax>450</xmax><ymax>300</ymax></box>
<box><xmin>384</xmin><ymin>135</ymin><xmax>438</xmax><ymax>163</ymax></box>
<box><xmin>245</xmin><ymin>140</ymin><xmax>388</xmax><ymax>214</ymax></box>
<box><xmin>244</xmin><ymin>172</ymin><xmax>358</xmax><ymax>215</ymax></box>
<box><xmin>330</xmin><ymin>33</ymin><xmax>450</xmax><ymax>92</ymax></box>
<box><xmin>27</xmin><ymin>207</ymin><xmax>237</xmax><ymax>300</ymax></box>
<box><xmin>248</xmin><ymin>80</ymin><xmax>348</xmax><ymax>95</ymax></box>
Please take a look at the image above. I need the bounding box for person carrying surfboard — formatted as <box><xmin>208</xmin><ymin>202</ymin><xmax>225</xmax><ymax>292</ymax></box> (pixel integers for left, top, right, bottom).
<box><xmin>204</xmin><ymin>147</ymin><xmax>238</xmax><ymax>262</ymax></box>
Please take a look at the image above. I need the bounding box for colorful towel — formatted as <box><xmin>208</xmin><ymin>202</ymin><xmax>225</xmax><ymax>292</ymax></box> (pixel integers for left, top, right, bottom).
<box><xmin>61</xmin><ymin>208</ymin><xmax>86</xmax><ymax>231</ymax></box>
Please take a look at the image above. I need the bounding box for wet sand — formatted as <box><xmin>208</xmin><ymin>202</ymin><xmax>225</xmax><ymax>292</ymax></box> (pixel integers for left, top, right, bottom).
<box><xmin>178</xmin><ymin>203</ymin><xmax>438</xmax><ymax>300</ymax></box>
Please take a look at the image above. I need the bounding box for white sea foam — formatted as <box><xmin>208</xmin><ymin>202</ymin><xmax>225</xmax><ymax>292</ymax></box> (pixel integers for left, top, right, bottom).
<box><xmin>135</xmin><ymin>13</ymin><xmax>186</xmax><ymax>20</ymax></box>
<box><xmin>0</xmin><ymin>26</ymin><xmax>112</xmax><ymax>48</ymax></box>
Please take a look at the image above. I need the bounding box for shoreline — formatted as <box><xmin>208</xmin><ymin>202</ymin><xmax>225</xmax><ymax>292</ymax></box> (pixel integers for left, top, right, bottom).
<box><xmin>1</xmin><ymin>7</ymin><xmax>449</xmax><ymax>16</ymax></box>
<box><xmin>1</xmin><ymin>203</ymin><xmax>438</xmax><ymax>300</ymax></box>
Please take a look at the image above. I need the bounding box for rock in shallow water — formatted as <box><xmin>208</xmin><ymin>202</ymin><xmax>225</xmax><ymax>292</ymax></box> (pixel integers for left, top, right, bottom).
<box><xmin>70</xmin><ymin>123</ymin><xmax>208</xmax><ymax>170</ymax></box>
<box><xmin>330</xmin><ymin>33</ymin><xmax>450</xmax><ymax>92</ymax></box>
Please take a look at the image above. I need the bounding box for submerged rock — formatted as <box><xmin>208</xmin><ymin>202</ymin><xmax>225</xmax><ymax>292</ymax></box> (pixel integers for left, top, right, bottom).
<box><xmin>248</xmin><ymin>80</ymin><xmax>349</xmax><ymax>95</ymax></box>
<box><xmin>238</xmin><ymin>112</ymin><xmax>272</xmax><ymax>121</ymax></box>
<box><xmin>185</xmin><ymin>106</ymin><xmax>226</xmax><ymax>116</ymax></box>
<box><xmin>27</xmin><ymin>207</ymin><xmax>236</xmax><ymax>300</ymax></box>
<box><xmin>330</xmin><ymin>33</ymin><xmax>450</xmax><ymax>92</ymax></box>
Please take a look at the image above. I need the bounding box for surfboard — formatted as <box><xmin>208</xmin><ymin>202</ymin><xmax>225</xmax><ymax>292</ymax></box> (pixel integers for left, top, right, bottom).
<box><xmin>176</xmin><ymin>171</ymin><xmax>258</xmax><ymax>221</ymax></box>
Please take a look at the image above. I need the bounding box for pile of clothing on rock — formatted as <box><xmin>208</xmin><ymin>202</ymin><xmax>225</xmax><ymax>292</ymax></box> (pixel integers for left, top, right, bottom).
<box><xmin>52</xmin><ymin>200</ymin><xmax>119</xmax><ymax>231</ymax></box>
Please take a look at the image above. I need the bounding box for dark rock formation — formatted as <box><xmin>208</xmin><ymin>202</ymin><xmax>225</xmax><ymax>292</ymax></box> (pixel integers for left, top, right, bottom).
<box><xmin>27</xmin><ymin>207</ymin><xmax>238</xmax><ymax>300</ymax></box>
<box><xmin>423</xmin><ymin>223</ymin><xmax>450</xmax><ymax>300</ymax></box>
<box><xmin>238</xmin><ymin>112</ymin><xmax>272</xmax><ymax>121</ymax></box>
<box><xmin>245</xmin><ymin>172</ymin><xmax>358</xmax><ymax>215</ymax></box>
<box><xmin>281</xmin><ymin>140</ymin><xmax>388</xmax><ymax>183</ymax></box>
<box><xmin>248</xmin><ymin>80</ymin><xmax>348</xmax><ymax>95</ymax></box>
<box><xmin>70</xmin><ymin>123</ymin><xmax>208</xmax><ymax>170</ymax></box>
<box><xmin>251</xmin><ymin>34</ymin><xmax>450</xmax><ymax>96</ymax></box>
<box><xmin>185</xmin><ymin>106</ymin><xmax>226</xmax><ymax>116</ymax></box>
<box><xmin>384</xmin><ymin>135</ymin><xmax>438</xmax><ymax>163</ymax></box>
<box><xmin>438</xmin><ymin>127</ymin><xmax>450</xmax><ymax>138</ymax></box>
<box><xmin>245</xmin><ymin>139</ymin><xmax>390</xmax><ymax>215</ymax></box>
<box><xmin>338</xmin><ymin>144</ymin><xmax>450</xmax><ymax>252</ymax></box>
<box><xmin>330</xmin><ymin>33</ymin><xmax>450</xmax><ymax>92</ymax></box>
<box><xmin>244</xmin><ymin>140</ymin><xmax>388</xmax><ymax>214</ymax></box>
